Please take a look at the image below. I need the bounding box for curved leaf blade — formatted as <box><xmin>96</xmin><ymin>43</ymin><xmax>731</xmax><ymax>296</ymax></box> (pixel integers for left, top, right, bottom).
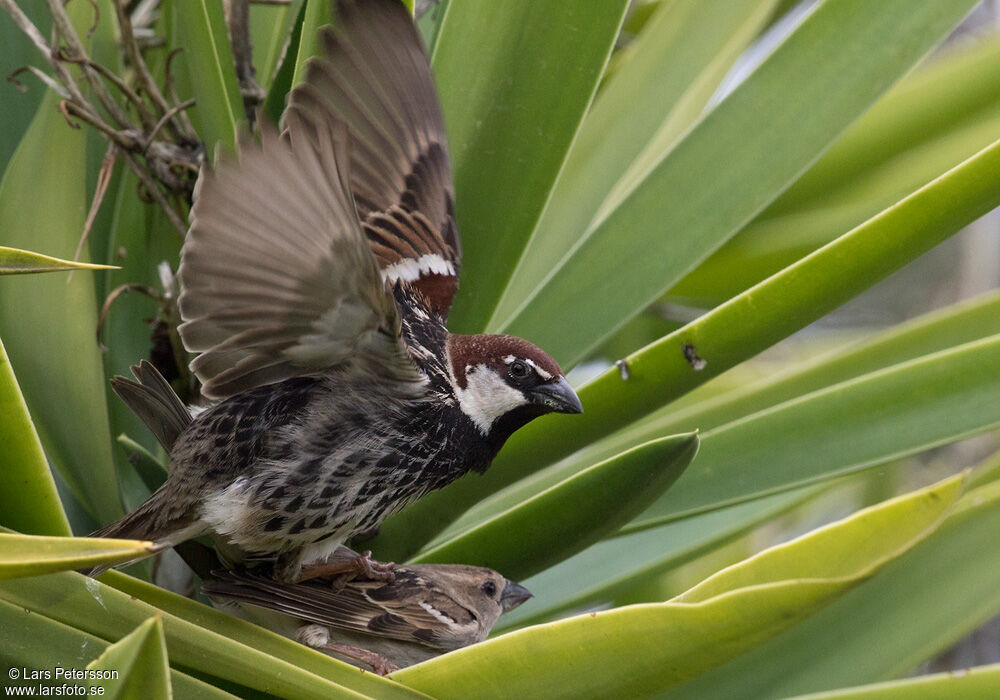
<box><xmin>370</xmin><ymin>132</ymin><xmax>1000</xmax><ymax>560</ymax></box>
<box><xmin>668</xmin><ymin>480</ymin><xmax>1000</xmax><ymax>698</ymax></box>
<box><xmin>785</xmin><ymin>664</ymin><xmax>1000</xmax><ymax>700</ymax></box>
<box><xmin>489</xmin><ymin>0</ymin><xmax>779</xmax><ymax>327</ymax></box>
<box><xmin>635</xmin><ymin>334</ymin><xmax>1000</xmax><ymax>527</ymax></box>
<box><xmin>411</xmin><ymin>433</ymin><xmax>698</xmax><ymax>580</ymax></box>
<box><xmin>391</xmin><ymin>475</ymin><xmax>961</xmax><ymax>699</ymax></box>
<box><xmin>173</xmin><ymin>0</ymin><xmax>243</xmax><ymax>153</ymax></box>
<box><xmin>768</xmin><ymin>31</ymin><xmax>1000</xmax><ymax>217</ymax></box>
<box><xmin>99</xmin><ymin>172</ymin><xmax>181</xmax><ymax>513</ymax></box>
<box><xmin>677</xmin><ymin>474</ymin><xmax>964</xmax><ymax>602</ymax></box>
<box><xmin>674</xmin><ymin>107</ymin><xmax>1000</xmax><ymax>304</ymax></box>
<box><xmin>0</xmin><ymin>337</ymin><xmax>70</xmax><ymax>536</ymax></box>
<box><xmin>494</xmin><ymin>0</ymin><xmax>977</xmax><ymax>363</ymax></box>
<box><xmin>0</xmin><ymin>599</ymin><xmax>236</xmax><ymax>699</ymax></box>
<box><xmin>103</xmin><ymin>572</ymin><xmax>431</xmax><ymax>700</ymax></box>
<box><xmin>0</xmin><ymin>571</ymin><xmax>406</xmax><ymax>699</ymax></box>
<box><xmin>436</xmin><ymin>0</ymin><xmax>630</xmax><ymax>332</ymax></box>
<box><xmin>498</xmin><ymin>485</ymin><xmax>819</xmax><ymax>632</ymax></box>
<box><xmin>535</xmin><ymin>288</ymin><xmax>1000</xmax><ymax>497</ymax></box>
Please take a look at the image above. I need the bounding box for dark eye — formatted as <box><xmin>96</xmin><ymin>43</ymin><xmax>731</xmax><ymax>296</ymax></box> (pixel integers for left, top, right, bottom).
<box><xmin>481</xmin><ymin>580</ymin><xmax>497</xmax><ymax>597</ymax></box>
<box><xmin>509</xmin><ymin>360</ymin><xmax>530</xmax><ymax>380</ymax></box>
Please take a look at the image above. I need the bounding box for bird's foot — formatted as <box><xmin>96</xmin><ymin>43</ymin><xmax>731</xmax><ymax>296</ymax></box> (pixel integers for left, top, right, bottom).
<box><xmin>297</xmin><ymin>550</ymin><xmax>396</xmax><ymax>584</ymax></box>
<box><xmin>295</xmin><ymin>625</ymin><xmax>398</xmax><ymax>675</ymax></box>
<box><xmin>323</xmin><ymin>642</ymin><xmax>399</xmax><ymax>676</ymax></box>
<box><xmin>353</xmin><ymin>550</ymin><xmax>396</xmax><ymax>583</ymax></box>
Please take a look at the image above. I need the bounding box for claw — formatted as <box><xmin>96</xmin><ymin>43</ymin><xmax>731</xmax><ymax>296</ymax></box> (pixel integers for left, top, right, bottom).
<box><xmin>297</xmin><ymin>549</ymin><xmax>396</xmax><ymax>584</ymax></box>
<box><xmin>355</xmin><ymin>550</ymin><xmax>396</xmax><ymax>583</ymax></box>
<box><xmin>320</xmin><ymin>640</ymin><xmax>398</xmax><ymax>675</ymax></box>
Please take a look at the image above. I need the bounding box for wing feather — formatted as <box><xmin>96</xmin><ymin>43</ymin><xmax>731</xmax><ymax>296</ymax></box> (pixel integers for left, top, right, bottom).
<box><xmin>289</xmin><ymin>0</ymin><xmax>461</xmax><ymax>316</ymax></box>
<box><xmin>203</xmin><ymin>569</ymin><xmax>452</xmax><ymax>649</ymax></box>
<box><xmin>178</xmin><ymin>114</ymin><xmax>422</xmax><ymax>400</ymax></box>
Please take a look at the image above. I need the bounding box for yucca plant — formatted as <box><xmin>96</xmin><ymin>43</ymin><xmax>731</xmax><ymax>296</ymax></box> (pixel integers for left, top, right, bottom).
<box><xmin>3</xmin><ymin>0</ymin><xmax>1000</xmax><ymax>697</ymax></box>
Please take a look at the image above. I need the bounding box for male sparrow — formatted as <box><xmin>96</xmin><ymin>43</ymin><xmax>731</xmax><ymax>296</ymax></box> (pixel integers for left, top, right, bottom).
<box><xmin>90</xmin><ymin>0</ymin><xmax>582</xmax><ymax>581</ymax></box>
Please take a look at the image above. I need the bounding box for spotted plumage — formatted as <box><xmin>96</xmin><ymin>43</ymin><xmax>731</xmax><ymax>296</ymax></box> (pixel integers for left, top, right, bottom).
<box><xmin>89</xmin><ymin>0</ymin><xmax>582</xmax><ymax>581</ymax></box>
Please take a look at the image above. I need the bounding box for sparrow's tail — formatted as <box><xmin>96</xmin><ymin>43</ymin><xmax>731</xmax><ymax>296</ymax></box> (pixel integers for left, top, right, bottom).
<box><xmin>110</xmin><ymin>360</ymin><xmax>192</xmax><ymax>453</ymax></box>
<box><xmin>83</xmin><ymin>362</ymin><xmax>199</xmax><ymax>578</ymax></box>
<box><xmin>82</xmin><ymin>485</ymin><xmax>202</xmax><ymax>577</ymax></box>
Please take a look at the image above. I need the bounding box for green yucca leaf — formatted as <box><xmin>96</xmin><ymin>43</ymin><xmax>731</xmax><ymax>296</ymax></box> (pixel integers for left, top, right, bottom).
<box><xmin>0</xmin><ymin>533</ymin><xmax>156</xmax><ymax>579</ymax></box>
<box><xmin>668</xmin><ymin>479</ymin><xmax>1000</xmax><ymax>698</ymax></box>
<box><xmin>392</xmin><ymin>475</ymin><xmax>962</xmax><ymax>699</ymax></box>
<box><xmin>86</xmin><ymin>616</ymin><xmax>171</xmax><ymax>699</ymax></box>
<box><xmin>435</xmin><ymin>0</ymin><xmax>630</xmax><ymax>333</ymax></box>
<box><xmin>491</xmin><ymin>0</ymin><xmax>977</xmax><ymax>365</ymax></box>
<box><xmin>0</xmin><ymin>337</ymin><xmax>70</xmax><ymax>536</ymax></box>
<box><xmin>372</xmin><ymin>131</ymin><xmax>1000</xmax><ymax>561</ymax></box>
<box><xmin>0</xmin><ymin>246</ymin><xmax>118</xmax><ymax>274</ymax></box>
<box><xmin>0</xmin><ymin>90</ymin><xmax>122</xmax><ymax>525</ymax></box>
<box><xmin>0</xmin><ymin>599</ymin><xmax>235</xmax><ymax>699</ymax></box>
<box><xmin>411</xmin><ymin>433</ymin><xmax>698</xmax><ymax>579</ymax></box>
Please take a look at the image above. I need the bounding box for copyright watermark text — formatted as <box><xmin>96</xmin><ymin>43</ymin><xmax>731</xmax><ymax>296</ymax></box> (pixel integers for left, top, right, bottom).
<box><xmin>5</xmin><ymin>667</ymin><xmax>117</xmax><ymax>696</ymax></box>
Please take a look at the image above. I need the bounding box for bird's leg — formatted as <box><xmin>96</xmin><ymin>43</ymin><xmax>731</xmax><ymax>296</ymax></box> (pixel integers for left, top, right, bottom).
<box><xmin>295</xmin><ymin>624</ymin><xmax>398</xmax><ymax>675</ymax></box>
<box><xmin>322</xmin><ymin>642</ymin><xmax>399</xmax><ymax>676</ymax></box>
<box><xmin>297</xmin><ymin>550</ymin><xmax>396</xmax><ymax>584</ymax></box>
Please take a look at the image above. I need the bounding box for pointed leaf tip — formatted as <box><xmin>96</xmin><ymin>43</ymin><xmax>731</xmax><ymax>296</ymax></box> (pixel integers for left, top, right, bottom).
<box><xmin>0</xmin><ymin>245</ymin><xmax>120</xmax><ymax>274</ymax></box>
<box><xmin>87</xmin><ymin>615</ymin><xmax>172</xmax><ymax>699</ymax></box>
<box><xmin>0</xmin><ymin>534</ymin><xmax>158</xmax><ymax>580</ymax></box>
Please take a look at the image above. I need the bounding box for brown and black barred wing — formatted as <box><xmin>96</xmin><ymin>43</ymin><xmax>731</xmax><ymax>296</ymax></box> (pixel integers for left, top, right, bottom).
<box><xmin>288</xmin><ymin>0</ymin><xmax>461</xmax><ymax>317</ymax></box>
<box><xmin>203</xmin><ymin>567</ymin><xmax>461</xmax><ymax>650</ymax></box>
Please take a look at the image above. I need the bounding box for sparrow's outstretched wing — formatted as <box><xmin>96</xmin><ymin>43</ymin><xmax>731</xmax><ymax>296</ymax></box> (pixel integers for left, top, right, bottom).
<box><xmin>204</xmin><ymin>567</ymin><xmax>476</xmax><ymax>650</ymax></box>
<box><xmin>178</xmin><ymin>113</ymin><xmax>423</xmax><ymax>400</ymax></box>
<box><xmin>289</xmin><ymin>0</ymin><xmax>461</xmax><ymax>317</ymax></box>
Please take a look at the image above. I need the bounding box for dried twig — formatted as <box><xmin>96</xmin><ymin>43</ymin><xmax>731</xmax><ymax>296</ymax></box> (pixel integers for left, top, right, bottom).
<box><xmin>9</xmin><ymin>65</ymin><xmax>72</xmax><ymax>98</ymax></box>
<box><xmin>0</xmin><ymin>0</ymin><xmax>90</xmax><ymax>106</ymax></box>
<box><xmin>112</xmin><ymin>0</ymin><xmax>195</xmax><ymax>143</ymax></box>
<box><xmin>58</xmin><ymin>99</ymin><xmax>82</xmax><ymax>128</ymax></box>
<box><xmin>2</xmin><ymin>0</ymin><xmax>198</xmax><ymax>234</ymax></box>
<box><xmin>146</xmin><ymin>98</ymin><xmax>196</xmax><ymax>151</ymax></box>
<box><xmin>44</xmin><ymin>0</ymin><xmax>135</xmax><ymax>129</ymax></box>
<box><xmin>228</xmin><ymin>0</ymin><xmax>265</xmax><ymax>125</ymax></box>
<box><xmin>80</xmin><ymin>0</ymin><xmax>100</xmax><ymax>38</ymax></box>
<box><xmin>96</xmin><ymin>283</ymin><xmax>160</xmax><ymax>351</ymax></box>
<box><xmin>163</xmin><ymin>47</ymin><xmax>197</xmax><ymax>138</ymax></box>
<box><xmin>72</xmin><ymin>145</ymin><xmax>118</xmax><ymax>266</ymax></box>
<box><xmin>57</xmin><ymin>50</ymin><xmax>158</xmax><ymax>131</ymax></box>
<box><xmin>120</xmin><ymin>150</ymin><xmax>188</xmax><ymax>237</ymax></box>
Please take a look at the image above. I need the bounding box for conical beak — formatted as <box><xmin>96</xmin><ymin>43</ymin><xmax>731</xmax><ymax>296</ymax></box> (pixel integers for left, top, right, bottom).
<box><xmin>529</xmin><ymin>376</ymin><xmax>583</xmax><ymax>414</ymax></box>
<box><xmin>500</xmin><ymin>579</ymin><xmax>533</xmax><ymax>612</ymax></box>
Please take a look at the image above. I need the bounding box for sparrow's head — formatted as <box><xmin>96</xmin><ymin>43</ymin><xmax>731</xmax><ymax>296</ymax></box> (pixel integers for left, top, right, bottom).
<box><xmin>410</xmin><ymin>564</ymin><xmax>533</xmax><ymax>647</ymax></box>
<box><xmin>446</xmin><ymin>333</ymin><xmax>583</xmax><ymax>439</ymax></box>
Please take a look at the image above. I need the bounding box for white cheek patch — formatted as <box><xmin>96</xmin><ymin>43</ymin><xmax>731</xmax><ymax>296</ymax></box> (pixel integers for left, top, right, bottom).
<box><xmin>381</xmin><ymin>254</ymin><xmax>456</xmax><ymax>284</ymax></box>
<box><xmin>455</xmin><ymin>364</ymin><xmax>529</xmax><ymax>434</ymax></box>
